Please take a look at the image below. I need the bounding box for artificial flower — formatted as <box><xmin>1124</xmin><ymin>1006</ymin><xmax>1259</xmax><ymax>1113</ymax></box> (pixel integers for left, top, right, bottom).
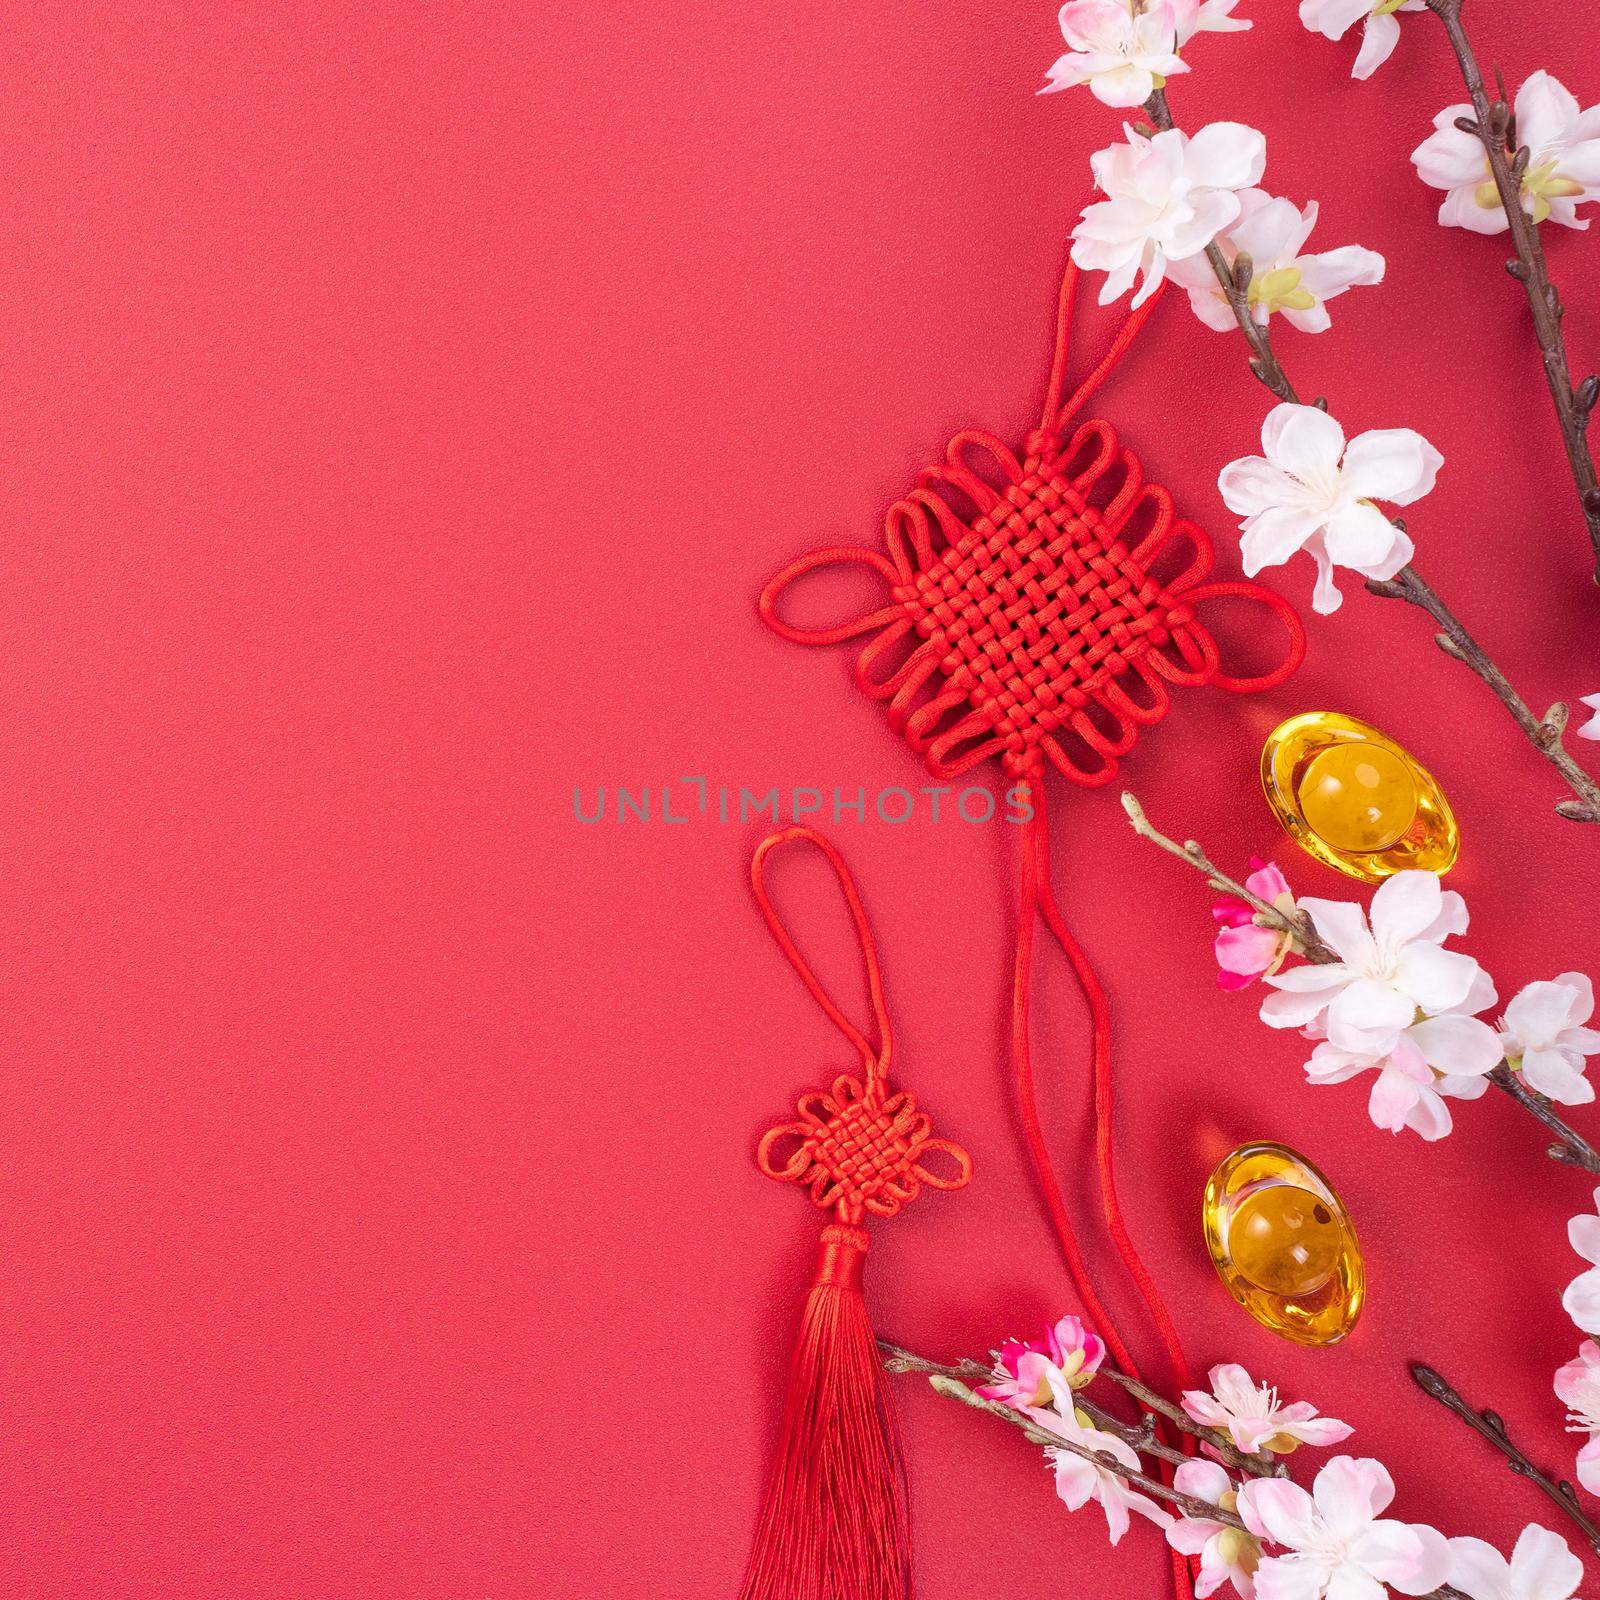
<box><xmin>1554</xmin><ymin>1342</ymin><xmax>1600</xmax><ymax>1497</ymax></box>
<box><xmin>1500</xmin><ymin>975</ymin><xmax>1600</xmax><ymax>1106</ymax></box>
<box><xmin>1218</xmin><ymin>402</ymin><xmax>1440</xmax><ymax>613</ymax></box>
<box><xmin>1260</xmin><ymin>870</ymin><xmax>1483</xmax><ymax>1053</ymax></box>
<box><xmin>1031</xmin><ymin>1369</ymin><xmax>1173</xmax><ymax>1544</ymax></box>
<box><xmin>1449</xmin><ymin>1524</ymin><xmax>1586</xmax><ymax>1600</ymax></box>
<box><xmin>1578</xmin><ymin>695</ymin><xmax>1600</xmax><ymax>740</ymax></box>
<box><xmin>1168</xmin><ymin>190</ymin><xmax>1385</xmax><ymax>332</ymax></box>
<box><xmin>1299</xmin><ymin>0</ymin><xmax>1425</xmax><ymax>81</ymax></box>
<box><xmin>1303</xmin><ymin>1002</ymin><xmax>1503</xmax><ymax>1142</ymax></box>
<box><xmin>1563</xmin><ymin>1188</ymin><xmax>1600</xmax><ymax>1335</ymax></box>
<box><xmin>1238</xmin><ymin>1456</ymin><xmax>1452</xmax><ymax>1600</ymax></box>
<box><xmin>1213</xmin><ymin>857</ymin><xmax>1298</xmax><ymax>990</ymax></box>
<box><xmin>1071</xmin><ymin>121</ymin><xmax>1267</xmax><ymax>307</ymax></box>
<box><xmin>1166</xmin><ymin>1458</ymin><xmax>1263</xmax><ymax>1599</ymax></box>
<box><xmin>1171</xmin><ymin>0</ymin><xmax>1251</xmax><ymax>44</ymax></box>
<box><xmin>1412</xmin><ymin>71</ymin><xmax>1600</xmax><ymax>233</ymax></box>
<box><xmin>977</xmin><ymin>1314</ymin><xmax>1106</xmax><ymax>1407</ymax></box>
<box><xmin>1181</xmin><ymin>1363</ymin><xmax>1353</xmax><ymax>1454</ymax></box>
<box><xmin>1041</xmin><ymin>1</ymin><xmax>1188</xmax><ymax>108</ymax></box>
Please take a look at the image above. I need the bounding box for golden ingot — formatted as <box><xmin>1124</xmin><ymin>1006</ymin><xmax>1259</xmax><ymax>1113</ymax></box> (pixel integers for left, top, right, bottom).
<box><xmin>1260</xmin><ymin>711</ymin><xmax>1459</xmax><ymax>883</ymax></box>
<box><xmin>1203</xmin><ymin>1142</ymin><xmax>1363</xmax><ymax>1347</ymax></box>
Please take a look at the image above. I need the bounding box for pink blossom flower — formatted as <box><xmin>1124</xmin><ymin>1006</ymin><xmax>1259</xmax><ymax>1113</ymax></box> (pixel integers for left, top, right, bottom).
<box><xmin>1554</xmin><ymin>1343</ymin><xmax>1600</xmax><ymax>1497</ymax></box>
<box><xmin>1167</xmin><ymin>1458</ymin><xmax>1263</xmax><ymax>1598</ymax></box>
<box><xmin>1260</xmin><ymin>871</ymin><xmax>1482</xmax><ymax>1052</ymax></box>
<box><xmin>977</xmin><ymin>1314</ymin><xmax>1105</xmax><ymax>1408</ymax></box>
<box><xmin>1299</xmin><ymin>0</ymin><xmax>1426</xmax><ymax>82</ymax></box>
<box><xmin>1182</xmin><ymin>1363</ymin><xmax>1353</xmax><ymax>1455</ymax></box>
<box><xmin>1213</xmin><ymin>857</ymin><xmax>1298</xmax><ymax>990</ymax></box>
<box><xmin>1500</xmin><ymin>975</ymin><xmax>1600</xmax><ymax>1107</ymax></box>
<box><xmin>1042</xmin><ymin>0</ymin><xmax>1188</xmax><ymax>109</ymax></box>
<box><xmin>1238</xmin><ymin>1457</ymin><xmax>1452</xmax><ymax>1599</ymax></box>
<box><xmin>1030</xmin><ymin>1371</ymin><xmax>1174</xmax><ymax>1545</ymax></box>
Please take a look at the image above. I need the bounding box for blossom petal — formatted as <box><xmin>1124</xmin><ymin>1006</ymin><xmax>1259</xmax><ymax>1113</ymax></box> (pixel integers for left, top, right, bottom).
<box><xmin>1240</xmin><ymin>504</ymin><xmax>1326</xmax><ymax>575</ymax></box>
<box><xmin>1185</xmin><ymin>121</ymin><xmax>1269</xmax><ymax>192</ymax></box>
<box><xmin>1256</xmin><ymin>1554</ymin><xmax>1336</xmax><ymax>1600</ymax></box>
<box><xmin>1522</xmin><ymin>1048</ymin><xmax>1595</xmax><ymax>1106</ymax></box>
<box><xmin>1406</xmin><ymin>1013</ymin><xmax>1503</xmax><ymax>1076</ymax></box>
<box><xmin>1237</xmin><ymin>1478</ymin><xmax>1318</xmax><ymax>1548</ymax></box>
<box><xmin>1299</xmin><ymin>897</ymin><xmax>1377</xmax><ymax>967</ymax></box>
<box><xmin>1443</xmin><ymin>1536</ymin><xmax>1512</xmax><ymax>1600</ymax></box>
<box><xmin>1369</xmin><ymin>870</ymin><xmax>1442</xmax><ymax>948</ymax></box>
<box><xmin>1393</xmin><ymin>943</ymin><xmax>1480</xmax><ymax>1014</ymax></box>
<box><xmin>1350</xmin><ymin>12</ymin><xmax>1399</xmax><ymax>80</ymax></box>
<box><xmin>1219</xmin><ymin>455</ymin><xmax>1301</xmax><ymax>517</ymax></box>
<box><xmin>1322</xmin><ymin>499</ymin><xmax>1401</xmax><ymax>572</ymax></box>
<box><xmin>1297</xmin><ymin>0</ymin><xmax>1374</xmax><ymax>43</ymax></box>
<box><xmin>1572</xmin><ymin>1210</ymin><xmax>1600</xmax><ymax>1266</ymax></box>
<box><xmin>1564</xmin><ymin>1265</ymin><xmax>1600</xmax><ymax>1333</ymax></box>
<box><xmin>1294</xmin><ymin>245</ymin><xmax>1386</xmax><ymax>304</ymax></box>
<box><xmin>1506</xmin><ymin>979</ymin><xmax>1586</xmax><ymax>1046</ymax></box>
<box><xmin>1340</xmin><ymin>428</ymin><xmax>1443</xmax><ymax>506</ymax></box>
<box><xmin>1507</xmin><ymin>1523</ymin><xmax>1583</xmax><ymax>1600</ymax></box>
<box><xmin>1517</xmin><ymin>70</ymin><xmax>1581</xmax><ymax>161</ymax></box>
<box><xmin>1312</xmin><ymin>1456</ymin><xmax>1394</xmax><ymax>1534</ymax></box>
<box><xmin>1262</xmin><ymin>402</ymin><xmax>1346</xmax><ymax>482</ymax></box>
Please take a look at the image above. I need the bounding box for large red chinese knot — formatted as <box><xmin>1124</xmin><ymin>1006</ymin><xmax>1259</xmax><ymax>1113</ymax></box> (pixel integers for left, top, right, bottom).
<box><xmin>752</xmin><ymin>265</ymin><xmax>1306</xmax><ymax>1600</ymax></box>
<box><xmin>740</xmin><ymin>826</ymin><xmax>969</xmax><ymax>1600</ymax></box>
<box><xmin>761</xmin><ymin>269</ymin><xmax>1303</xmax><ymax>789</ymax></box>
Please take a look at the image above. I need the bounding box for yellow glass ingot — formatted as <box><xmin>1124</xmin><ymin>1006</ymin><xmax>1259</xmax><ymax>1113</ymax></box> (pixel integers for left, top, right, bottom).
<box><xmin>1261</xmin><ymin>711</ymin><xmax>1459</xmax><ymax>883</ymax></box>
<box><xmin>1203</xmin><ymin>1142</ymin><xmax>1363</xmax><ymax>1347</ymax></box>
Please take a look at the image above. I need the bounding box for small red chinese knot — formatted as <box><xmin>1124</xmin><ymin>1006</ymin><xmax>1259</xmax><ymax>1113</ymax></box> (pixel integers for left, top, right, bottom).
<box><xmin>757</xmin><ymin>1073</ymin><xmax>971</xmax><ymax>1219</ymax></box>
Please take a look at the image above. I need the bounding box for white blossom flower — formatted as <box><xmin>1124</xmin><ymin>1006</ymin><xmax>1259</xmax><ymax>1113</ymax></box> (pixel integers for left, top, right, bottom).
<box><xmin>1167</xmin><ymin>1458</ymin><xmax>1263</xmax><ymax>1599</ymax></box>
<box><xmin>1042</xmin><ymin>1</ymin><xmax>1188</xmax><ymax>108</ymax></box>
<box><xmin>1563</xmin><ymin>1189</ymin><xmax>1600</xmax><ymax>1335</ymax></box>
<box><xmin>1260</xmin><ymin>871</ymin><xmax>1484</xmax><ymax>1053</ymax></box>
<box><xmin>1554</xmin><ymin>1342</ymin><xmax>1600</xmax><ymax>1497</ymax></box>
<box><xmin>1029</xmin><ymin>1369</ymin><xmax>1173</xmax><ymax>1544</ymax></box>
<box><xmin>1578</xmin><ymin>695</ymin><xmax>1600</xmax><ymax>740</ymax></box>
<box><xmin>1216</xmin><ymin>403</ymin><xmax>1446</xmax><ymax>614</ymax></box>
<box><xmin>1173</xmin><ymin>0</ymin><xmax>1251</xmax><ymax>44</ymax></box>
<box><xmin>1449</xmin><ymin>1525</ymin><xmax>1586</xmax><ymax>1600</ymax></box>
<box><xmin>1412</xmin><ymin>71</ymin><xmax>1600</xmax><ymax>233</ymax></box>
<box><xmin>1071</xmin><ymin>122</ymin><xmax>1267</xmax><ymax>307</ymax></box>
<box><xmin>1181</xmin><ymin>1363</ymin><xmax>1353</xmax><ymax>1455</ymax></box>
<box><xmin>1304</xmin><ymin>1005</ymin><xmax>1503</xmax><ymax>1142</ymax></box>
<box><xmin>1238</xmin><ymin>1456</ymin><xmax>1452</xmax><ymax>1600</ymax></box>
<box><xmin>1299</xmin><ymin>0</ymin><xmax>1425</xmax><ymax>81</ymax></box>
<box><xmin>1168</xmin><ymin>190</ymin><xmax>1385</xmax><ymax>332</ymax></box>
<box><xmin>1500</xmin><ymin>975</ymin><xmax>1600</xmax><ymax>1106</ymax></box>
<box><xmin>1218</xmin><ymin>403</ymin><xmax>1440</xmax><ymax>613</ymax></box>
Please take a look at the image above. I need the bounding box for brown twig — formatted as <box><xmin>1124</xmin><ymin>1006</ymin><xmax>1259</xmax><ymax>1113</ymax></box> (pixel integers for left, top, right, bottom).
<box><xmin>1140</xmin><ymin>87</ymin><xmax>1600</xmax><ymax>826</ymax></box>
<box><xmin>1121</xmin><ymin>789</ymin><xmax>1600</xmax><ymax>1175</ymax></box>
<box><xmin>1423</xmin><ymin>0</ymin><xmax>1600</xmax><ymax>581</ymax></box>
<box><xmin>1412</xmin><ymin>1361</ymin><xmax>1600</xmax><ymax>1557</ymax></box>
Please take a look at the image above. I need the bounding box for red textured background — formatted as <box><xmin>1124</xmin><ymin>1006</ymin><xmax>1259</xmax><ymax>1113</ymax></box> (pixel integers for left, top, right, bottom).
<box><xmin>3</xmin><ymin>2</ymin><xmax>1599</xmax><ymax>1595</ymax></box>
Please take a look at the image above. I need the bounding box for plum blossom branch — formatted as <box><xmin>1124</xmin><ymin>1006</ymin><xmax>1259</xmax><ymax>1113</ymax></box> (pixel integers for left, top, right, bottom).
<box><xmin>1138</xmin><ymin>86</ymin><xmax>1600</xmax><ymax>826</ymax></box>
<box><xmin>884</xmin><ymin>1335</ymin><xmax>1473</xmax><ymax>1600</ymax></box>
<box><xmin>878</xmin><ymin>1339</ymin><xmax>1280</xmax><ymax>1478</ymax></box>
<box><xmin>1411</xmin><ymin>1361</ymin><xmax>1600</xmax><ymax>1558</ymax></box>
<box><xmin>1119</xmin><ymin>789</ymin><xmax>1600</xmax><ymax>1175</ymax></box>
<box><xmin>1421</xmin><ymin>0</ymin><xmax>1600</xmax><ymax>580</ymax></box>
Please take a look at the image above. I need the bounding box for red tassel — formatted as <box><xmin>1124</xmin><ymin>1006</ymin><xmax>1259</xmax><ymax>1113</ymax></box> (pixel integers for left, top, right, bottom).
<box><xmin>739</xmin><ymin>1224</ymin><xmax>911</xmax><ymax>1600</ymax></box>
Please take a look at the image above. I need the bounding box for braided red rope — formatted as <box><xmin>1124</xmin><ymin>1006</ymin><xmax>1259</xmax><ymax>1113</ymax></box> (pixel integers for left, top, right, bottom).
<box><xmin>756</xmin><ymin>261</ymin><xmax>1305</xmax><ymax>1600</ymax></box>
